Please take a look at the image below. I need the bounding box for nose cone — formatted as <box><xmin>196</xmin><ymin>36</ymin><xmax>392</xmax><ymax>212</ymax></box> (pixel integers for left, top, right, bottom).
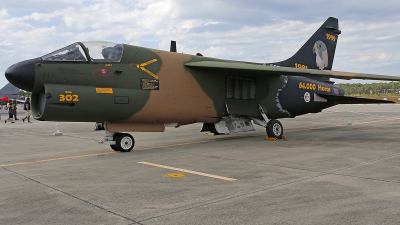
<box><xmin>5</xmin><ymin>58</ymin><xmax>40</xmax><ymax>92</ymax></box>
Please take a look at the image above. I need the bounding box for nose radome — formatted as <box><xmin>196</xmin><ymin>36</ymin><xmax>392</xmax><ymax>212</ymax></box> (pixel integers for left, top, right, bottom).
<box><xmin>5</xmin><ymin>57</ymin><xmax>40</xmax><ymax>92</ymax></box>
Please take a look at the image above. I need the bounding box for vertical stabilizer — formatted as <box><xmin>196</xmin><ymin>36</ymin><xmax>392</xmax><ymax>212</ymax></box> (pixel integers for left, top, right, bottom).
<box><xmin>272</xmin><ymin>17</ymin><xmax>341</xmax><ymax>75</ymax></box>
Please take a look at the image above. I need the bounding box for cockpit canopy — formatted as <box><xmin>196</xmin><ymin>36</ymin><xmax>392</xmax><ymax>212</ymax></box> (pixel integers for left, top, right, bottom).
<box><xmin>41</xmin><ymin>41</ymin><xmax>124</xmax><ymax>62</ymax></box>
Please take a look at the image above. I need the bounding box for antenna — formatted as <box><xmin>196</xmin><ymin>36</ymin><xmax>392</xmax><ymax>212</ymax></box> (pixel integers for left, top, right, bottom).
<box><xmin>170</xmin><ymin>40</ymin><xmax>177</xmax><ymax>52</ymax></box>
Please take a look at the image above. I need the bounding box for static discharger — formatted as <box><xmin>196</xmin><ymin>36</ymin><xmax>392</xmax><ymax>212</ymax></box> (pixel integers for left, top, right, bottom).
<box><xmin>164</xmin><ymin>172</ymin><xmax>187</xmax><ymax>178</ymax></box>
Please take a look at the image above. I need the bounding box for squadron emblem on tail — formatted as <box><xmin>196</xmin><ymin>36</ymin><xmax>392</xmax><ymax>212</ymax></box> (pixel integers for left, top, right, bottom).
<box><xmin>313</xmin><ymin>40</ymin><xmax>328</xmax><ymax>70</ymax></box>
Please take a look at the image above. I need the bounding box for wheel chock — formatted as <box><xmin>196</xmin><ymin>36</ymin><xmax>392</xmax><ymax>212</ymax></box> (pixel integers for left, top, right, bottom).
<box><xmin>264</xmin><ymin>137</ymin><xmax>277</xmax><ymax>141</ymax></box>
<box><xmin>264</xmin><ymin>136</ymin><xmax>287</xmax><ymax>141</ymax></box>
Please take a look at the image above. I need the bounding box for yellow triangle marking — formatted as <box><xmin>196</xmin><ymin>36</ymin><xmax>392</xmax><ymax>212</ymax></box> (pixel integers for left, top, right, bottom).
<box><xmin>138</xmin><ymin>58</ymin><xmax>159</xmax><ymax>79</ymax></box>
<box><xmin>140</xmin><ymin>58</ymin><xmax>157</xmax><ymax>67</ymax></box>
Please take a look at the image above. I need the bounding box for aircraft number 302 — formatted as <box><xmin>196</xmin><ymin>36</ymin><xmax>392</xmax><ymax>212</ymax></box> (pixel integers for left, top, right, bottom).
<box><xmin>59</xmin><ymin>94</ymin><xmax>79</xmax><ymax>102</ymax></box>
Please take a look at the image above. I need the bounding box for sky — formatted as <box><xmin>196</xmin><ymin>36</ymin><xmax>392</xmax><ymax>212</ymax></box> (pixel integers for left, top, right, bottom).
<box><xmin>1</xmin><ymin>0</ymin><xmax>400</xmax><ymax>88</ymax></box>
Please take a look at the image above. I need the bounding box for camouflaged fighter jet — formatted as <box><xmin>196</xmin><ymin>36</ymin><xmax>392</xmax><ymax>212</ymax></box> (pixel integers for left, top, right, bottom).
<box><xmin>5</xmin><ymin>17</ymin><xmax>400</xmax><ymax>152</ymax></box>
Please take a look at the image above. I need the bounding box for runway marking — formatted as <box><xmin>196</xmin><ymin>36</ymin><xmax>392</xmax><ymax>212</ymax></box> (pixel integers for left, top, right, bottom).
<box><xmin>1</xmin><ymin>118</ymin><xmax>398</xmax><ymax>168</ymax></box>
<box><xmin>164</xmin><ymin>172</ymin><xmax>187</xmax><ymax>178</ymax></box>
<box><xmin>138</xmin><ymin>161</ymin><xmax>236</xmax><ymax>181</ymax></box>
<box><xmin>0</xmin><ymin>152</ymin><xmax>118</xmax><ymax>167</ymax></box>
<box><xmin>0</xmin><ymin>140</ymin><xmax>221</xmax><ymax>168</ymax></box>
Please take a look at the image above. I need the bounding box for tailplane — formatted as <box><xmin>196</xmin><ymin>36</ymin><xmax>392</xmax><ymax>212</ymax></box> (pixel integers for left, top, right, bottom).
<box><xmin>272</xmin><ymin>17</ymin><xmax>341</xmax><ymax>76</ymax></box>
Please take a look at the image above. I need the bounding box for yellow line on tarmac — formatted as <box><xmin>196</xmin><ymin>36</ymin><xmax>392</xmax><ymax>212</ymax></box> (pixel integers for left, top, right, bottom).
<box><xmin>0</xmin><ymin>152</ymin><xmax>118</xmax><ymax>167</ymax></box>
<box><xmin>0</xmin><ymin>140</ymin><xmax>219</xmax><ymax>168</ymax></box>
<box><xmin>138</xmin><ymin>161</ymin><xmax>236</xmax><ymax>181</ymax></box>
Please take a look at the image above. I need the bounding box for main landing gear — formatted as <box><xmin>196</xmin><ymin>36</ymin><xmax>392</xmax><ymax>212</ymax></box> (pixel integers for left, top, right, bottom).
<box><xmin>266</xmin><ymin>119</ymin><xmax>283</xmax><ymax>139</ymax></box>
<box><xmin>98</xmin><ymin>131</ymin><xmax>135</xmax><ymax>152</ymax></box>
<box><xmin>252</xmin><ymin>105</ymin><xmax>284</xmax><ymax>139</ymax></box>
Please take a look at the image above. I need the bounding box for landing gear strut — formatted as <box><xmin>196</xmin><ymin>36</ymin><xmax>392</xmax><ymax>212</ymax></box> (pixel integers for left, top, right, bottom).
<box><xmin>252</xmin><ymin>105</ymin><xmax>284</xmax><ymax>139</ymax></box>
<box><xmin>94</xmin><ymin>122</ymin><xmax>105</xmax><ymax>131</ymax></box>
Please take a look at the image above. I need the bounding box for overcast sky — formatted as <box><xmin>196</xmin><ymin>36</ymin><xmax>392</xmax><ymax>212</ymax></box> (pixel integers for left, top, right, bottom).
<box><xmin>1</xmin><ymin>0</ymin><xmax>400</xmax><ymax>88</ymax></box>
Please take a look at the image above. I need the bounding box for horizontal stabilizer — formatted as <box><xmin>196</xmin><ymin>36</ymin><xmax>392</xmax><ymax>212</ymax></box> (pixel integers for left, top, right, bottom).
<box><xmin>317</xmin><ymin>93</ymin><xmax>395</xmax><ymax>104</ymax></box>
<box><xmin>185</xmin><ymin>61</ymin><xmax>400</xmax><ymax>81</ymax></box>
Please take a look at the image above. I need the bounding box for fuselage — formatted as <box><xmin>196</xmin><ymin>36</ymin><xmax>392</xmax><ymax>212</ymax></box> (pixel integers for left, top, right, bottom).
<box><xmin>5</xmin><ymin>41</ymin><xmax>344</xmax><ymax>127</ymax></box>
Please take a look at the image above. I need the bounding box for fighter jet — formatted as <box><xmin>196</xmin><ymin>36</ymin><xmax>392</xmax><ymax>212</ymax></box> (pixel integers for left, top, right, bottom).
<box><xmin>5</xmin><ymin>17</ymin><xmax>400</xmax><ymax>152</ymax></box>
<box><xmin>0</xmin><ymin>83</ymin><xmax>24</xmax><ymax>108</ymax></box>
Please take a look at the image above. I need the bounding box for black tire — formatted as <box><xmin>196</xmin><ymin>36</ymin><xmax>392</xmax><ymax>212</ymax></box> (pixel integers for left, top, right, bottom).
<box><xmin>113</xmin><ymin>132</ymin><xmax>121</xmax><ymax>140</ymax></box>
<box><xmin>110</xmin><ymin>145</ymin><xmax>119</xmax><ymax>151</ymax></box>
<box><xmin>110</xmin><ymin>133</ymin><xmax>122</xmax><ymax>151</ymax></box>
<box><xmin>115</xmin><ymin>133</ymin><xmax>135</xmax><ymax>152</ymax></box>
<box><xmin>266</xmin><ymin>119</ymin><xmax>283</xmax><ymax>139</ymax></box>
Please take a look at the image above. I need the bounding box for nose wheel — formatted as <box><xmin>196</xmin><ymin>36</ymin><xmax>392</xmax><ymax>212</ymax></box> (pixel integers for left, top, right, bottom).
<box><xmin>266</xmin><ymin>119</ymin><xmax>283</xmax><ymax>139</ymax></box>
<box><xmin>110</xmin><ymin>133</ymin><xmax>135</xmax><ymax>152</ymax></box>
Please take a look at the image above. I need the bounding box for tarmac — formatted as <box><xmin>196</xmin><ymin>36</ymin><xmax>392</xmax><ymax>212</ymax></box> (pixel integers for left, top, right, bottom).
<box><xmin>1</xmin><ymin>104</ymin><xmax>400</xmax><ymax>225</ymax></box>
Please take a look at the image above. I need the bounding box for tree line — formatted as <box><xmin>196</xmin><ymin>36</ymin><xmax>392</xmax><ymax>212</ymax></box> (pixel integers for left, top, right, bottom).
<box><xmin>19</xmin><ymin>90</ymin><xmax>31</xmax><ymax>97</ymax></box>
<box><xmin>336</xmin><ymin>82</ymin><xmax>400</xmax><ymax>95</ymax></box>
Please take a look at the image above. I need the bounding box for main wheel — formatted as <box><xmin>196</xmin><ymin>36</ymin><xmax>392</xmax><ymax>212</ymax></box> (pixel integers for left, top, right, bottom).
<box><xmin>266</xmin><ymin>119</ymin><xmax>283</xmax><ymax>139</ymax></box>
<box><xmin>110</xmin><ymin>145</ymin><xmax>119</xmax><ymax>151</ymax></box>
<box><xmin>110</xmin><ymin>133</ymin><xmax>122</xmax><ymax>151</ymax></box>
<box><xmin>115</xmin><ymin>133</ymin><xmax>135</xmax><ymax>152</ymax></box>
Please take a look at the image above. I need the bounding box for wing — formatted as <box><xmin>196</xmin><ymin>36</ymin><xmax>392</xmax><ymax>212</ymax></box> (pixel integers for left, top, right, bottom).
<box><xmin>184</xmin><ymin>61</ymin><xmax>400</xmax><ymax>81</ymax></box>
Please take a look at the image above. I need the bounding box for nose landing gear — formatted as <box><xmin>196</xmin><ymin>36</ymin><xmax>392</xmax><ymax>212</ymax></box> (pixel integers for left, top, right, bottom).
<box><xmin>98</xmin><ymin>130</ymin><xmax>135</xmax><ymax>152</ymax></box>
<box><xmin>112</xmin><ymin>133</ymin><xmax>135</xmax><ymax>152</ymax></box>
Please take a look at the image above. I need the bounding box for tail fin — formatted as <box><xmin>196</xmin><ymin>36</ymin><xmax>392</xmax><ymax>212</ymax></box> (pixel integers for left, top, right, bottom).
<box><xmin>0</xmin><ymin>83</ymin><xmax>20</xmax><ymax>95</ymax></box>
<box><xmin>273</xmin><ymin>17</ymin><xmax>341</xmax><ymax>73</ymax></box>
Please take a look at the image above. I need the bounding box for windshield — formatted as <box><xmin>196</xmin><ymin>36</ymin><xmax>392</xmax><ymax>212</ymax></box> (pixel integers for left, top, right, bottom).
<box><xmin>81</xmin><ymin>41</ymin><xmax>123</xmax><ymax>62</ymax></box>
<box><xmin>42</xmin><ymin>43</ymin><xmax>87</xmax><ymax>61</ymax></box>
<box><xmin>41</xmin><ymin>41</ymin><xmax>124</xmax><ymax>62</ymax></box>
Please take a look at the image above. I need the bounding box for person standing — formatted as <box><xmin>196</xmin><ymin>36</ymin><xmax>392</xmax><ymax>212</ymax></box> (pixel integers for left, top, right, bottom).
<box><xmin>12</xmin><ymin>98</ymin><xmax>18</xmax><ymax>120</ymax></box>
<box><xmin>22</xmin><ymin>97</ymin><xmax>32</xmax><ymax>124</ymax></box>
<box><xmin>5</xmin><ymin>100</ymin><xmax>15</xmax><ymax>123</ymax></box>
